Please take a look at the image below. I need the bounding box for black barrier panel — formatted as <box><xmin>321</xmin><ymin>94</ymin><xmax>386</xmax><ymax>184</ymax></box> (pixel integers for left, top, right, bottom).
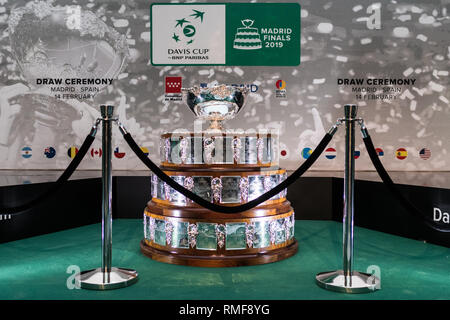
<box><xmin>113</xmin><ymin>176</ymin><xmax>151</xmax><ymax>219</ymax></box>
<box><xmin>352</xmin><ymin>179</ymin><xmax>450</xmax><ymax>247</ymax></box>
<box><xmin>0</xmin><ymin>178</ymin><xmax>102</xmax><ymax>243</ymax></box>
<box><xmin>0</xmin><ymin>132</ymin><xmax>96</xmax><ymax>214</ymax></box>
<box><xmin>286</xmin><ymin>177</ymin><xmax>335</xmax><ymax>221</ymax></box>
<box><xmin>363</xmin><ymin>133</ymin><xmax>450</xmax><ymax>233</ymax></box>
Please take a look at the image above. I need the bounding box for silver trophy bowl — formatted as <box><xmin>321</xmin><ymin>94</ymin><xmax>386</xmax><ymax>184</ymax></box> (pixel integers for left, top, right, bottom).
<box><xmin>183</xmin><ymin>85</ymin><xmax>249</xmax><ymax>130</ymax></box>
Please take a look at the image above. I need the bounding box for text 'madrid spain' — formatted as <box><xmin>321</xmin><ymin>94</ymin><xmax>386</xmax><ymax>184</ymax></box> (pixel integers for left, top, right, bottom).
<box><xmin>151</xmin><ymin>3</ymin><xmax>300</xmax><ymax>66</ymax></box>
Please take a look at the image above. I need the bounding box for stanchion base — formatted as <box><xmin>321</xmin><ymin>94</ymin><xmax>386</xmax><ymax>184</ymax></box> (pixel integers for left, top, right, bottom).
<box><xmin>315</xmin><ymin>270</ymin><xmax>380</xmax><ymax>294</ymax></box>
<box><xmin>76</xmin><ymin>267</ymin><xmax>138</xmax><ymax>290</ymax></box>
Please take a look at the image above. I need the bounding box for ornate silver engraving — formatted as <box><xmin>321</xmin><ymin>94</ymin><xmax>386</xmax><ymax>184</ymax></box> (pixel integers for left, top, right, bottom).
<box><xmin>180</xmin><ymin>137</ymin><xmax>189</xmax><ymax>164</ymax></box>
<box><xmin>284</xmin><ymin>217</ymin><xmax>292</xmax><ymax>240</ymax></box>
<box><xmin>164</xmin><ymin>138</ymin><xmax>170</xmax><ymax>162</ymax></box>
<box><xmin>154</xmin><ymin>173</ymin><xmax>287</xmax><ymax>204</ymax></box>
<box><xmin>269</xmin><ymin>220</ymin><xmax>277</xmax><ymax>245</ymax></box>
<box><xmin>232</xmin><ymin>137</ymin><xmax>242</xmax><ymax>163</ymax></box>
<box><xmin>203</xmin><ymin>137</ymin><xmax>215</xmax><ymax>164</ymax></box>
<box><xmin>159</xmin><ymin>139</ymin><xmax>164</xmax><ymax>162</ymax></box>
<box><xmin>256</xmin><ymin>138</ymin><xmax>264</xmax><ymax>163</ymax></box>
<box><xmin>188</xmin><ymin>223</ymin><xmax>199</xmax><ymax>248</ymax></box>
<box><xmin>245</xmin><ymin>223</ymin><xmax>255</xmax><ymax>248</ymax></box>
<box><xmin>165</xmin><ymin>220</ymin><xmax>174</xmax><ymax>245</ymax></box>
<box><xmin>184</xmin><ymin>176</ymin><xmax>194</xmax><ymax>190</ymax></box>
<box><xmin>184</xmin><ymin>176</ymin><xmax>194</xmax><ymax>203</ymax></box>
<box><xmin>239</xmin><ymin>177</ymin><xmax>249</xmax><ymax>203</ymax></box>
<box><xmin>160</xmin><ymin>133</ymin><xmax>278</xmax><ymax>166</ymax></box>
<box><xmin>149</xmin><ymin>217</ymin><xmax>156</xmax><ymax>241</ymax></box>
<box><xmin>169</xmin><ymin>176</ymin><xmax>185</xmax><ymax>204</ymax></box>
<box><xmin>215</xmin><ymin>224</ymin><xmax>226</xmax><ymax>248</ymax></box>
<box><xmin>211</xmin><ymin>177</ymin><xmax>223</xmax><ymax>203</ymax></box>
<box><xmin>151</xmin><ymin>174</ymin><xmax>158</xmax><ymax>198</ymax></box>
<box><xmin>281</xmin><ymin>172</ymin><xmax>288</xmax><ymax>198</ymax></box>
<box><xmin>290</xmin><ymin>213</ymin><xmax>295</xmax><ymax>239</ymax></box>
<box><xmin>263</xmin><ymin>175</ymin><xmax>272</xmax><ymax>192</ymax></box>
<box><xmin>143</xmin><ymin>214</ymin><xmax>148</xmax><ymax>239</ymax></box>
<box><xmin>164</xmin><ymin>183</ymin><xmax>171</xmax><ymax>201</ymax></box>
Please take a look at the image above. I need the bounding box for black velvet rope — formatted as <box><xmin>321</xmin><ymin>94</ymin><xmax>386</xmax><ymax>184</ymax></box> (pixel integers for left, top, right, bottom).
<box><xmin>123</xmin><ymin>132</ymin><xmax>333</xmax><ymax>214</ymax></box>
<box><xmin>363</xmin><ymin>133</ymin><xmax>450</xmax><ymax>232</ymax></box>
<box><xmin>0</xmin><ymin>133</ymin><xmax>95</xmax><ymax>214</ymax></box>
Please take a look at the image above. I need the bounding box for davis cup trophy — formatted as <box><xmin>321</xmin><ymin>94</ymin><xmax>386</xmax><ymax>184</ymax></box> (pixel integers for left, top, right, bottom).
<box><xmin>141</xmin><ymin>85</ymin><xmax>298</xmax><ymax>266</ymax></box>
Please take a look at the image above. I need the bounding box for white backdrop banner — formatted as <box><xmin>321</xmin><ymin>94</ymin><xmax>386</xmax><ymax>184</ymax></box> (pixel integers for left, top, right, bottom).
<box><xmin>0</xmin><ymin>0</ymin><xmax>448</xmax><ymax>172</ymax></box>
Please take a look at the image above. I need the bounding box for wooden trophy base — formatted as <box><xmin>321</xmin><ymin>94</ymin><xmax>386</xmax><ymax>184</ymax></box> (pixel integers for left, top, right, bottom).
<box><xmin>140</xmin><ymin>239</ymin><xmax>298</xmax><ymax>267</ymax></box>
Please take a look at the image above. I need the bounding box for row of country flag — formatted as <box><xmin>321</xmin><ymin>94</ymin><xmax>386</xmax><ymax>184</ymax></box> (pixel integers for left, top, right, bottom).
<box><xmin>298</xmin><ymin>147</ymin><xmax>431</xmax><ymax>160</ymax></box>
<box><xmin>21</xmin><ymin>147</ymin><xmax>150</xmax><ymax>159</ymax></box>
<box><xmin>21</xmin><ymin>146</ymin><xmax>432</xmax><ymax>161</ymax></box>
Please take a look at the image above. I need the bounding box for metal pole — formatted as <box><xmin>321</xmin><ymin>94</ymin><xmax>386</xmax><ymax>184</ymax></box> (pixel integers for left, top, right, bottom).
<box><xmin>343</xmin><ymin>104</ymin><xmax>356</xmax><ymax>286</ymax></box>
<box><xmin>315</xmin><ymin>104</ymin><xmax>380</xmax><ymax>293</ymax></box>
<box><xmin>102</xmin><ymin>105</ymin><xmax>113</xmax><ymax>279</ymax></box>
<box><xmin>76</xmin><ymin>105</ymin><xmax>138</xmax><ymax>290</ymax></box>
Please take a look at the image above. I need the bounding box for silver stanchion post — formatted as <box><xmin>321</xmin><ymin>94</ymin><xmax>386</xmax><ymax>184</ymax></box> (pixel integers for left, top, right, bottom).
<box><xmin>76</xmin><ymin>105</ymin><xmax>138</xmax><ymax>290</ymax></box>
<box><xmin>315</xmin><ymin>104</ymin><xmax>380</xmax><ymax>293</ymax></box>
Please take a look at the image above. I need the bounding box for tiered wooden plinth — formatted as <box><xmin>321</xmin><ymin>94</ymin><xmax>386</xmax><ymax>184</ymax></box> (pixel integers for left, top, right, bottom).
<box><xmin>140</xmin><ymin>240</ymin><xmax>298</xmax><ymax>267</ymax></box>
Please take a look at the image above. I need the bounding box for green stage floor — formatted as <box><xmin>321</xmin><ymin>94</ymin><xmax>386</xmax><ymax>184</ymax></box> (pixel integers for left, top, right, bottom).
<box><xmin>0</xmin><ymin>219</ymin><xmax>449</xmax><ymax>300</ymax></box>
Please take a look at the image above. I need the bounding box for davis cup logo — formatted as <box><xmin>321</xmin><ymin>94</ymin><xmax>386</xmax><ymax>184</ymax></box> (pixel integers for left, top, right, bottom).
<box><xmin>151</xmin><ymin>4</ymin><xmax>226</xmax><ymax>65</ymax></box>
<box><xmin>172</xmin><ymin>9</ymin><xmax>205</xmax><ymax>45</ymax></box>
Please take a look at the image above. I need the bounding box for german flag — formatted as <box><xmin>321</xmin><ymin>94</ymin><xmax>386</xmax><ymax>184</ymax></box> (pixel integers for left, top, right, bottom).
<box><xmin>396</xmin><ymin>148</ymin><xmax>408</xmax><ymax>160</ymax></box>
<box><xmin>67</xmin><ymin>146</ymin><xmax>79</xmax><ymax>159</ymax></box>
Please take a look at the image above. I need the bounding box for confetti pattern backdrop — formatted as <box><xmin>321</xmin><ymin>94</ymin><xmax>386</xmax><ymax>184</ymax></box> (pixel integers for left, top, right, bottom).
<box><xmin>0</xmin><ymin>0</ymin><xmax>448</xmax><ymax>171</ymax></box>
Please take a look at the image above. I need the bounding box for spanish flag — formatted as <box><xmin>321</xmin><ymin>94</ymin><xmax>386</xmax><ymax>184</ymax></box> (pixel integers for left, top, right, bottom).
<box><xmin>396</xmin><ymin>148</ymin><xmax>408</xmax><ymax>160</ymax></box>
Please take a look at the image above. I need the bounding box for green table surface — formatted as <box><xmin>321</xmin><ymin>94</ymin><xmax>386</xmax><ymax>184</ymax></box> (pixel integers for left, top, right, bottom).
<box><xmin>1</xmin><ymin>219</ymin><xmax>449</xmax><ymax>300</ymax></box>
